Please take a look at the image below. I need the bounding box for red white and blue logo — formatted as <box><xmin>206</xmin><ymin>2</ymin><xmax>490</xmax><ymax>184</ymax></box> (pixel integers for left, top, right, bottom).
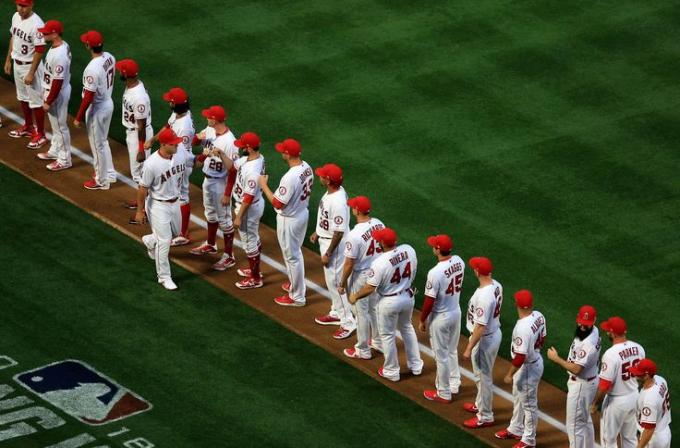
<box><xmin>14</xmin><ymin>360</ymin><xmax>152</xmax><ymax>426</ymax></box>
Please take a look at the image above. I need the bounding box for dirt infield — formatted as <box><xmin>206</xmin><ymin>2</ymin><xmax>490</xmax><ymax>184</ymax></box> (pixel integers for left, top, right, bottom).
<box><xmin>0</xmin><ymin>80</ymin><xmax>575</xmax><ymax>447</ymax></box>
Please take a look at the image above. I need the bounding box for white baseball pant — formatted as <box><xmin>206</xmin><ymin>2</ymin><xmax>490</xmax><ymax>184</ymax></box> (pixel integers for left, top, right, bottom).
<box><xmin>428</xmin><ymin>308</ymin><xmax>462</xmax><ymax>400</ymax></box>
<box><xmin>600</xmin><ymin>392</ymin><xmax>638</xmax><ymax>448</ymax></box>
<box><xmin>125</xmin><ymin>126</ymin><xmax>152</xmax><ymax>184</ymax></box>
<box><xmin>13</xmin><ymin>61</ymin><xmax>43</xmax><ymax>108</ymax></box>
<box><xmin>646</xmin><ymin>427</ymin><xmax>671</xmax><ymax>448</ymax></box>
<box><xmin>508</xmin><ymin>357</ymin><xmax>544</xmax><ymax>447</ymax></box>
<box><xmin>566</xmin><ymin>376</ymin><xmax>598</xmax><ymax>448</ymax></box>
<box><xmin>143</xmin><ymin>198</ymin><xmax>181</xmax><ymax>281</ymax></box>
<box><xmin>350</xmin><ymin>270</ymin><xmax>381</xmax><ymax>357</ymax></box>
<box><xmin>43</xmin><ymin>84</ymin><xmax>72</xmax><ymax>166</ymax></box>
<box><xmin>471</xmin><ymin>329</ymin><xmax>502</xmax><ymax>422</ymax></box>
<box><xmin>180</xmin><ymin>154</ymin><xmax>195</xmax><ymax>204</ymax></box>
<box><xmin>85</xmin><ymin>99</ymin><xmax>115</xmax><ymax>185</ymax></box>
<box><xmin>203</xmin><ymin>177</ymin><xmax>233</xmax><ymax>232</ymax></box>
<box><xmin>319</xmin><ymin>237</ymin><xmax>355</xmax><ymax>331</ymax></box>
<box><xmin>377</xmin><ymin>292</ymin><xmax>423</xmax><ymax>381</ymax></box>
<box><xmin>276</xmin><ymin>210</ymin><xmax>308</xmax><ymax>304</ymax></box>
<box><xmin>235</xmin><ymin>199</ymin><xmax>264</xmax><ymax>257</ymax></box>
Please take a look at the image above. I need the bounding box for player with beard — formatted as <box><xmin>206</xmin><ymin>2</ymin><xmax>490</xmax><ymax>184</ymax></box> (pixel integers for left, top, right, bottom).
<box><xmin>547</xmin><ymin>305</ymin><xmax>601</xmax><ymax>448</ymax></box>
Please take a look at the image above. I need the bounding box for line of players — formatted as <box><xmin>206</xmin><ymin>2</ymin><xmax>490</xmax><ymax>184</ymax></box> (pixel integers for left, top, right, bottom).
<box><xmin>4</xmin><ymin>2</ymin><xmax>671</xmax><ymax>448</ymax></box>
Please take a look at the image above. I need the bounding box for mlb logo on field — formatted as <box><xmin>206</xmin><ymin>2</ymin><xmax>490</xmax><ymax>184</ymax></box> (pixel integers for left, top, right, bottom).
<box><xmin>14</xmin><ymin>360</ymin><xmax>152</xmax><ymax>426</ymax></box>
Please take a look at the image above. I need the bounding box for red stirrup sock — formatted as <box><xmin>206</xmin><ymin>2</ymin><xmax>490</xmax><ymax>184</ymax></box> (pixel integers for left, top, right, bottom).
<box><xmin>207</xmin><ymin>222</ymin><xmax>218</xmax><ymax>246</ymax></box>
<box><xmin>180</xmin><ymin>203</ymin><xmax>191</xmax><ymax>236</ymax></box>
<box><xmin>20</xmin><ymin>101</ymin><xmax>33</xmax><ymax>128</ymax></box>
<box><xmin>224</xmin><ymin>230</ymin><xmax>235</xmax><ymax>258</ymax></box>
<box><xmin>33</xmin><ymin>107</ymin><xmax>45</xmax><ymax>135</ymax></box>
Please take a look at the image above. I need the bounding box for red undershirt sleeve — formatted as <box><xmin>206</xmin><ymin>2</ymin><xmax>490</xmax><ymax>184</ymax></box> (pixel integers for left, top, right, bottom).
<box><xmin>598</xmin><ymin>379</ymin><xmax>613</xmax><ymax>392</ymax></box>
<box><xmin>75</xmin><ymin>90</ymin><xmax>95</xmax><ymax>122</ymax></box>
<box><xmin>34</xmin><ymin>45</ymin><xmax>45</xmax><ymax>54</ymax></box>
<box><xmin>192</xmin><ymin>135</ymin><xmax>200</xmax><ymax>146</ymax></box>
<box><xmin>272</xmin><ymin>197</ymin><xmax>286</xmax><ymax>210</ymax></box>
<box><xmin>225</xmin><ymin>168</ymin><xmax>237</xmax><ymax>196</ymax></box>
<box><xmin>640</xmin><ymin>423</ymin><xmax>656</xmax><ymax>430</ymax></box>
<box><xmin>511</xmin><ymin>354</ymin><xmax>526</xmax><ymax>367</ymax></box>
<box><xmin>45</xmin><ymin>79</ymin><xmax>63</xmax><ymax>105</ymax></box>
<box><xmin>242</xmin><ymin>194</ymin><xmax>254</xmax><ymax>204</ymax></box>
<box><xmin>420</xmin><ymin>296</ymin><xmax>435</xmax><ymax>322</ymax></box>
<box><xmin>196</xmin><ymin>153</ymin><xmax>207</xmax><ymax>163</ymax></box>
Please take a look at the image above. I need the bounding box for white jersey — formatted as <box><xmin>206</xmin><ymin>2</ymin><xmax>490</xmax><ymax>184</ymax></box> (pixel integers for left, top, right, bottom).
<box><xmin>167</xmin><ymin>112</ymin><xmax>195</xmax><ymax>157</ymax></box>
<box><xmin>82</xmin><ymin>52</ymin><xmax>115</xmax><ymax>105</ymax></box>
<box><xmin>637</xmin><ymin>376</ymin><xmax>671</xmax><ymax>433</ymax></box>
<box><xmin>140</xmin><ymin>149</ymin><xmax>187</xmax><ymax>201</ymax></box>
<box><xmin>42</xmin><ymin>42</ymin><xmax>71</xmax><ymax>94</ymax></box>
<box><xmin>367</xmin><ymin>244</ymin><xmax>417</xmax><ymax>297</ymax></box>
<box><xmin>233</xmin><ymin>155</ymin><xmax>265</xmax><ymax>203</ymax></box>
<box><xmin>122</xmin><ymin>81</ymin><xmax>151</xmax><ymax>130</ymax></box>
<box><xmin>10</xmin><ymin>12</ymin><xmax>44</xmax><ymax>62</ymax></box>
<box><xmin>199</xmin><ymin>127</ymin><xmax>238</xmax><ymax>179</ymax></box>
<box><xmin>316</xmin><ymin>187</ymin><xmax>349</xmax><ymax>238</ymax></box>
<box><xmin>424</xmin><ymin>256</ymin><xmax>465</xmax><ymax>314</ymax></box>
<box><xmin>273</xmin><ymin>162</ymin><xmax>313</xmax><ymax>217</ymax></box>
<box><xmin>566</xmin><ymin>327</ymin><xmax>601</xmax><ymax>380</ymax></box>
<box><xmin>343</xmin><ymin>218</ymin><xmax>385</xmax><ymax>272</ymax></box>
<box><xmin>465</xmin><ymin>280</ymin><xmax>503</xmax><ymax>334</ymax></box>
<box><xmin>511</xmin><ymin>310</ymin><xmax>547</xmax><ymax>364</ymax></box>
<box><xmin>599</xmin><ymin>340</ymin><xmax>645</xmax><ymax>396</ymax></box>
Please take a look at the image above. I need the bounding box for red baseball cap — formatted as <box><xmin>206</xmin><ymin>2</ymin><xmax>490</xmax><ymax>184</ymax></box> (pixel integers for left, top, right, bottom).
<box><xmin>275</xmin><ymin>138</ymin><xmax>302</xmax><ymax>157</ymax></box>
<box><xmin>469</xmin><ymin>256</ymin><xmax>493</xmax><ymax>275</ymax></box>
<box><xmin>16</xmin><ymin>0</ymin><xmax>33</xmax><ymax>6</ymax></box>
<box><xmin>600</xmin><ymin>316</ymin><xmax>627</xmax><ymax>335</ymax></box>
<box><xmin>37</xmin><ymin>20</ymin><xmax>62</xmax><ymax>35</ymax></box>
<box><xmin>157</xmin><ymin>127</ymin><xmax>183</xmax><ymax>145</ymax></box>
<box><xmin>372</xmin><ymin>227</ymin><xmax>397</xmax><ymax>247</ymax></box>
<box><xmin>201</xmin><ymin>105</ymin><xmax>226</xmax><ymax>122</ymax></box>
<box><xmin>115</xmin><ymin>59</ymin><xmax>139</xmax><ymax>77</ymax></box>
<box><xmin>576</xmin><ymin>305</ymin><xmax>597</xmax><ymax>326</ymax></box>
<box><xmin>347</xmin><ymin>196</ymin><xmax>371</xmax><ymax>214</ymax></box>
<box><xmin>234</xmin><ymin>132</ymin><xmax>260</xmax><ymax>149</ymax></box>
<box><xmin>514</xmin><ymin>289</ymin><xmax>533</xmax><ymax>308</ymax></box>
<box><xmin>427</xmin><ymin>234</ymin><xmax>453</xmax><ymax>252</ymax></box>
<box><xmin>163</xmin><ymin>87</ymin><xmax>188</xmax><ymax>105</ymax></box>
<box><xmin>315</xmin><ymin>163</ymin><xmax>343</xmax><ymax>184</ymax></box>
<box><xmin>80</xmin><ymin>30</ymin><xmax>103</xmax><ymax>47</ymax></box>
<box><xmin>629</xmin><ymin>359</ymin><xmax>657</xmax><ymax>377</ymax></box>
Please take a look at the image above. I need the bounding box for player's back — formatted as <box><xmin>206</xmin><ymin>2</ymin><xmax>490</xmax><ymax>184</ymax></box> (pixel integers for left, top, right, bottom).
<box><xmin>601</xmin><ymin>340</ymin><xmax>645</xmax><ymax>396</ymax></box>
<box><xmin>83</xmin><ymin>52</ymin><xmax>115</xmax><ymax>104</ymax></box>
<box><xmin>466</xmin><ymin>280</ymin><xmax>503</xmax><ymax>334</ymax></box>
<box><xmin>428</xmin><ymin>255</ymin><xmax>465</xmax><ymax>313</ymax></box>
<box><xmin>511</xmin><ymin>310</ymin><xmax>547</xmax><ymax>363</ymax></box>
<box><xmin>370</xmin><ymin>243</ymin><xmax>417</xmax><ymax>296</ymax></box>
<box><xmin>277</xmin><ymin>161</ymin><xmax>313</xmax><ymax>217</ymax></box>
<box><xmin>346</xmin><ymin>217</ymin><xmax>385</xmax><ymax>272</ymax></box>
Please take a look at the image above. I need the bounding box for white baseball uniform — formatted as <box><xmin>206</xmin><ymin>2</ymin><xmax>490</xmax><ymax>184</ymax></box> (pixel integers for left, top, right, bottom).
<box><xmin>367</xmin><ymin>244</ymin><xmax>423</xmax><ymax>381</ymax></box>
<box><xmin>82</xmin><ymin>52</ymin><xmax>116</xmax><ymax>185</ymax></box>
<box><xmin>41</xmin><ymin>41</ymin><xmax>71</xmax><ymax>166</ymax></box>
<box><xmin>424</xmin><ymin>255</ymin><xmax>465</xmax><ymax>400</ymax></box>
<box><xmin>167</xmin><ymin>112</ymin><xmax>195</xmax><ymax>204</ymax></box>
<box><xmin>465</xmin><ymin>280</ymin><xmax>503</xmax><ymax>423</ymax></box>
<box><xmin>507</xmin><ymin>310</ymin><xmax>547</xmax><ymax>447</ymax></box>
<box><xmin>637</xmin><ymin>376</ymin><xmax>671</xmax><ymax>448</ymax></box>
<box><xmin>344</xmin><ymin>217</ymin><xmax>384</xmax><ymax>357</ymax></box>
<box><xmin>122</xmin><ymin>81</ymin><xmax>152</xmax><ymax>184</ymax></box>
<box><xmin>232</xmin><ymin>154</ymin><xmax>265</xmax><ymax>257</ymax></box>
<box><xmin>599</xmin><ymin>340</ymin><xmax>646</xmax><ymax>448</ymax></box>
<box><xmin>565</xmin><ymin>327</ymin><xmax>601</xmax><ymax>448</ymax></box>
<box><xmin>273</xmin><ymin>161</ymin><xmax>313</xmax><ymax>304</ymax></box>
<box><xmin>140</xmin><ymin>149</ymin><xmax>187</xmax><ymax>282</ymax></box>
<box><xmin>316</xmin><ymin>187</ymin><xmax>355</xmax><ymax>330</ymax></box>
<box><xmin>198</xmin><ymin>126</ymin><xmax>238</xmax><ymax>233</ymax></box>
<box><xmin>9</xmin><ymin>12</ymin><xmax>44</xmax><ymax>108</ymax></box>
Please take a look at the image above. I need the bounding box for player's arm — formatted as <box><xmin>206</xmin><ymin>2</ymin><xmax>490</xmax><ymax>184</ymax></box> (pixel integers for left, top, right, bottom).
<box><xmin>546</xmin><ymin>347</ymin><xmax>583</xmax><ymax>375</ymax></box>
<box><xmin>134</xmin><ymin>185</ymin><xmax>149</xmax><ymax>223</ymax></box>
<box><xmin>636</xmin><ymin>426</ymin><xmax>655</xmax><ymax>448</ymax></box>
<box><xmin>339</xmin><ymin>257</ymin><xmax>356</xmax><ymax>291</ymax></box>
<box><xmin>464</xmin><ymin>324</ymin><xmax>486</xmax><ymax>357</ymax></box>
<box><xmin>259</xmin><ymin>175</ymin><xmax>276</xmax><ymax>204</ymax></box>
<box><xmin>349</xmin><ymin>281</ymin><xmax>375</xmax><ymax>304</ymax></box>
<box><xmin>74</xmin><ymin>72</ymin><xmax>96</xmax><ymax>126</ymax></box>
<box><xmin>26</xmin><ymin>44</ymin><xmax>44</xmax><ymax>83</ymax></box>
<box><xmin>213</xmin><ymin>149</ymin><xmax>234</xmax><ymax>170</ymax></box>
<box><xmin>135</xmin><ymin>117</ymin><xmax>149</xmax><ymax>162</ymax></box>
<box><xmin>4</xmin><ymin>36</ymin><xmax>13</xmax><ymax>75</ymax></box>
<box><xmin>326</xmin><ymin>231</ymin><xmax>344</xmax><ymax>257</ymax></box>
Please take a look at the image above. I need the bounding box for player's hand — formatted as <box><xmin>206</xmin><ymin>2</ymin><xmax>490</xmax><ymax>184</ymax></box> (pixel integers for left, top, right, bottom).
<box><xmin>418</xmin><ymin>321</ymin><xmax>427</xmax><ymax>333</ymax></box>
<box><xmin>590</xmin><ymin>403</ymin><xmax>598</xmax><ymax>415</ymax></box>
<box><xmin>220</xmin><ymin>194</ymin><xmax>229</xmax><ymax>207</ymax></box>
<box><xmin>42</xmin><ymin>102</ymin><xmax>50</xmax><ymax>112</ymax></box>
<box><xmin>337</xmin><ymin>286</ymin><xmax>346</xmax><ymax>296</ymax></box>
<box><xmin>503</xmin><ymin>373</ymin><xmax>513</xmax><ymax>385</ymax></box>
<box><xmin>547</xmin><ymin>347</ymin><xmax>559</xmax><ymax>362</ymax></box>
<box><xmin>3</xmin><ymin>60</ymin><xmax>11</xmax><ymax>76</ymax></box>
<box><xmin>73</xmin><ymin>119</ymin><xmax>81</xmax><ymax>128</ymax></box>
<box><xmin>309</xmin><ymin>232</ymin><xmax>318</xmax><ymax>244</ymax></box>
<box><xmin>321</xmin><ymin>253</ymin><xmax>330</xmax><ymax>267</ymax></box>
<box><xmin>348</xmin><ymin>294</ymin><xmax>357</xmax><ymax>305</ymax></box>
<box><xmin>258</xmin><ymin>174</ymin><xmax>269</xmax><ymax>188</ymax></box>
<box><xmin>23</xmin><ymin>72</ymin><xmax>33</xmax><ymax>85</ymax></box>
<box><xmin>143</xmin><ymin>140</ymin><xmax>153</xmax><ymax>150</ymax></box>
<box><xmin>234</xmin><ymin>216</ymin><xmax>241</xmax><ymax>229</ymax></box>
<box><xmin>463</xmin><ymin>346</ymin><xmax>472</xmax><ymax>360</ymax></box>
<box><xmin>196</xmin><ymin>131</ymin><xmax>205</xmax><ymax>140</ymax></box>
<box><xmin>136</xmin><ymin>151</ymin><xmax>146</xmax><ymax>163</ymax></box>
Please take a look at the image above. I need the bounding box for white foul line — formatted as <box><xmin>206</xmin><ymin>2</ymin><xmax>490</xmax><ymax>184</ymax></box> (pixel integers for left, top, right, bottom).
<box><xmin>0</xmin><ymin>105</ymin><xmax>579</xmax><ymax>441</ymax></box>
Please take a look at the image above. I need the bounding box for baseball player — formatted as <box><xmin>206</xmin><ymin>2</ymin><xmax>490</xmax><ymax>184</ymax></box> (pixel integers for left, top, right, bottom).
<box><xmin>115</xmin><ymin>58</ymin><xmax>151</xmax><ymax>209</ymax></box>
<box><xmin>73</xmin><ymin>30</ymin><xmax>117</xmax><ymax>190</ymax></box>
<box><xmin>461</xmin><ymin>256</ymin><xmax>503</xmax><ymax>429</ymax></box>
<box><xmin>418</xmin><ymin>234</ymin><xmax>464</xmax><ymax>403</ymax></box>
<box><xmin>310</xmin><ymin>163</ymin><xmax>356</xmax><ymax>339</ymax></box>
<box><xmin>631</xmin><ymin>359</ymin><xmax>672</xmax><ymax>448</ymax></box>
<box><xmin>34</xmin><ymin>20</ymin><xmax>71</xmax><ymax>171</ymax></box>
<box><xmin>547</xmin><ymin>305</ymin><xmax>601</xmax><ymax>448</ymax></box>
<box><xmin>259</xmin><ymin>138</ymin><xmax>313</xmax><ymax>306</ymax></box>
<box><xmin>337</xmin><ymin>196</ymin><xmax>384</xmax><ymax>357</ymax></box>
<box><xmin>495</xmin><ymin>290</ymin><xmax>547</xmax><ymax>448</ymax></box>
<box><xmin>590</xmin><ymin>316</ymin><xmax>646</xmax><ymax>448</ymax></box>
<box><xmin>189</xmin><ymin>105</ymin><xmax>239</xmax><ymax>271</ymax></box>
<box><xmin>349</xmin><ymin>227</ymin><xmax>423</xmax><ymax>382</ymax></box>
<box><xmin>5</xmin><ymin>0</ymin><xmax>47</xmax><ymax>149</ymax></box>
<box><xmin>136</xmin><ymin>127</ymin><xmax>187</xmax><ymax>291</ymax></box>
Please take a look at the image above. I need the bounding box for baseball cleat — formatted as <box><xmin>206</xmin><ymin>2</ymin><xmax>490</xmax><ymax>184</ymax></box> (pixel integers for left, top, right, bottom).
<box><xmin>235</xmin><ymin>277</ymin><xmax>264</xmax><ymax>290</ymax></box>
<box><xmin>378</xmin><ymin>367</ymin><xmax>399</xmax><ymax>382</ymax></box>
<box><xmin>27</xmin><ymin>133</ymin><xmax>48</xmax><ymax>149</ymax></box>
<box><xmin>36</xmin><ymin>152</ymin><xmax>57</xmax><ymax>160</ymax></box>
<box><xmin>46</xmin><ymin>161</ymin><xmax>71</xmax><ymax>171</ymax></box>
<box><xmin>463</xmin><ymin>402</ymin><xmax>479</xmax><ymax>414</ymax></box>
<box><xmin>343</xmin><ymin>347</ymin><xmax>371</xmax><ymax>360</ymax></box>
<box><xmin>236</xmin><ymin>268</ymin><xmax>266</xmax><ymax>278</ymax></box>
<box><xmin>159</xmin><ymin>278</ymin><xmax>178</xmax><ymax>291</ymax></box>
<box><xmin>494</xmin><ymin>429</ymin><xmax>522</xmax><ymax>440</ymax></box>
<box><xmin>108</xmin><ymin>176</ymin><xmax>118</xmax><ymax>184</ymax></box>
<box><xmin>314</xmin><ymin>314</ymin><xmax>341</xmax><ymax>326</ymax></box>
<box><xmin>189</xmin><ymin>242</ymin><xmax>217</xmax><ymax>255</ymax></box>
<box><xmin>171</xmin><ymin>235</ymin><xmax>192</xmax><ymax>247</ymax></box>
<box><xmin>463</xmin><ymin>417</ymin><xmax>495</xmax><ymax>429</ymax></box>
<box><xmin>8</xmin><ymin>125</ymin><xmax>32</xmax><ymax>138</ymax></box>
<box><xmin>411</xmin><ymin>368</ymin><xmax>423</xmax><ymax>376</ymax></box>
<box><xmin>83</xmin><ymin>179</ymin><xmax>110</xmax><ymax>190</ymax></box>
<box><xmin>512</xmin><ymin>442</ymin><xmax>533</xmax><ymax>448</ymax></box>
<box><xmin>212</xmin><ymin>254</ymin><xmax>236</xmax><ymax>271</ymax></box>
<box><xmin>423</xmin><ymin>390</ymin><xmax>452</xmax><ymax>403</ymax></box>
<box><xmin>368</xmin><ymin>339</ymin><xmax>383</xmax><ymax>353</ymax></box>
<box><xmin>274</xmin><ymin>295</ymin><xmax>305</xmax><ymax>307</ymax></box>
<box><xmin>281</xmin><ymin>281</ymin><xmax>291</xmax><ymax>292</ymax></box>
<box><xmin>333</xmin><ymin>327</ymin><xmax>355</xmax><ymax>339</ymax></box>
<box><xmin>124</xmin><ymin>200</ymin><xmax>138</xmax><ymax>210</ymax></box>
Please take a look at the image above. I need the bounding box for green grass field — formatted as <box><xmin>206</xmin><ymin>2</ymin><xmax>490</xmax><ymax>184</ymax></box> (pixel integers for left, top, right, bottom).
<box><xmin>1</xmin><ymin>0</ymin><xmax>679</xmax><ymax>443</ymax></box>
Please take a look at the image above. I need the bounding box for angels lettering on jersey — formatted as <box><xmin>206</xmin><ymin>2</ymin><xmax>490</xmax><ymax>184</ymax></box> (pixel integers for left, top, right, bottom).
<box><xmin>11</xmin><ymin>12</ymin><xmax>45</xmax><ymax>60</ymax></box>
